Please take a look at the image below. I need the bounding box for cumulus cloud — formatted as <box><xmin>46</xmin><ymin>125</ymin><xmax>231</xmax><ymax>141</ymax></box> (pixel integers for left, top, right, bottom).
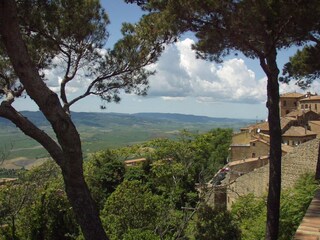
<box><xmin>40</xmin><ymin>39</ymin><xmax>317</xmax><ymax>105</ymax></box>
<box><xmin>278</xmin><ymin>78</ymin><xmax>320</xmax><ymax>95</ymax></box>
<box><xmin>147</xmin><ymin>38</ymin><xmax>268</xmax><ymax>104</ymax></box>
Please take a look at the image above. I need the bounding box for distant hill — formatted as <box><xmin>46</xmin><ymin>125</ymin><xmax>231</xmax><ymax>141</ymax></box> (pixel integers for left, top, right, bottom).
<box><xmin>132</xmin><ymin>112</ymin><xmax>247</xmax><ymax>123</ymax></box>
<box><xmin>0</xmin><ymin>111</ymin><xmax>255</xmax><ymax>169</ymax></box>
<box><xmin>0</xmin><ymin>111</ymin><xmax>253</xmax><ymax>128</ymax></box>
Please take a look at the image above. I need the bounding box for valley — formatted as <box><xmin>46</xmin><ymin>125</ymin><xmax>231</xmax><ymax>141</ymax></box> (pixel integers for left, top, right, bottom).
<box><xmin>0</xmin><ymin>111</ymin><xmax>254</xmax><ymax>169</ymax></box>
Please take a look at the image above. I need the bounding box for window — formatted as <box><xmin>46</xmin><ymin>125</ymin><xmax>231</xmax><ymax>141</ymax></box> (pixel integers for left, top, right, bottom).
<box><xmin>252</xmin><ymin>153</ymin><xmax>256</xmax><ymax>158</ymax></box>
<box><xmin>252</xmin><ymin>142</ymin><xmax>256</xmax><ymax>147</ymax></box>
<box><xmin>294</xmin><ymin>101</ymin><xmax>297</xmax><ymax>106</ymax></box>
<box><xmin>305</xmin><ymin>104</ymin><xmax>308</xmax><ymax>109</ymax></box>
<box><xmin>283</xmin><ymin>100</ymin><xmax>287</xmax><ymax>107</ymax></box>
<box><xmin>316</xmin><ymin>104</ymin><xmax>317</xmax><ymax>111</ymax></box>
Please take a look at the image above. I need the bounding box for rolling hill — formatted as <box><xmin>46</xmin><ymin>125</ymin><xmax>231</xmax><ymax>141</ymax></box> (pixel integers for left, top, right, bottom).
<box><xmin>0</xmin><ymin>111</ymin><xmax>255</xmax><ymax>169</ymax></box>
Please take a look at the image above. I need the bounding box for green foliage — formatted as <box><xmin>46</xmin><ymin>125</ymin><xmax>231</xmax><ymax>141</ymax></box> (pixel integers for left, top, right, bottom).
<box><xmin>0</xmin><ymin>161</ymin><xmax>78</xmax><ymax>240</ymax></box>
<box><xmin>124</xmin><ymin>165</ymin><xmax>149</xmax><ymax>183</ymax></box>
<box><xmin>149</xmin><ymin>160</ymin><xmax>198</xmax><ymax>209</ymax></box>
<box><xmin>231</xmin><ymin>194</ymin><xmax>266</xmax><ymax>240</ymax></box>
<box><xmin>0</xmin><ymin>168</ymin><xmax>21</xmax><ymax>178</ymax></box>
<box><xmin>0</xmin><ymin>129</ymin><xmax>235</xmax><ymax>239</ymax></box>
<box><xmin>148</xmin><ymin>128</ymin><xmax>232</xmax><ymax>183</ymax></box>
<box><xmin>101</xmin><ymin>180</ymin><xmax>166</xmax><ymax>240</ymax></box>
<box><xmin>84</xmin><ymin>150</ymin><xmax>125</xmax><ymax>209</ymax></box>
<box><xmin>123</xmin><ymin>229</ymin><xmax>160</xmax><ymax>240</ymax></box>
<box><xmin>195</xmin><ymin>204</ymin><xmax>241</xmax><ymax>240</ymax></box>
<box><xmin>280</xmin><ymin>44</ymin><xmax>320</xmax><ymax>89</ymax></box>
<box><xmin>279</xmin><ymin>174</ymin><xmax>319</xmax><ymax>239</ymax></box>
<box><xmin>18</xmin><ymin>183</ymin><xmax>78</xmax><ymax>240</ymax></box>
<box><xmin>232</xmin><ymin>174</ymin><xmax>319</xmax><ymax>240</ymax></box>
<box><xmin>127</xmin><ymin>0</ymin><xmax>319</xmax><ymax>62</ymax></box>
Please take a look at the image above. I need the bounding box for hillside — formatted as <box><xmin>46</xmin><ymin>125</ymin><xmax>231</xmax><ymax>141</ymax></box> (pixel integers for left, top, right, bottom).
<box><xmin>0</xmin><ymin>111</ymin><xmax>254</xmax><ymax>169</ymax></box>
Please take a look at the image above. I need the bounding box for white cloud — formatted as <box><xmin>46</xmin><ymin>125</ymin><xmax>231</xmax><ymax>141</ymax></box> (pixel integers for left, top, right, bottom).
<box><xmin>161</xmin><ymin>96</ymin><xmax>186</xmax><ymax>101</ymax></box>
<box><xmin>40</xmin><ymin>40</ymin><xmax>320</xmax><ymax>106</ymax></box>
<box><xmin>41</xmin><ymin>56</ymin><xmax>92</xmax><ymax>95</ymax></box>
<box><xmin>148</xmin><ymin>38</ymin><xmax>266</xmax><ymax>104</ymax></box>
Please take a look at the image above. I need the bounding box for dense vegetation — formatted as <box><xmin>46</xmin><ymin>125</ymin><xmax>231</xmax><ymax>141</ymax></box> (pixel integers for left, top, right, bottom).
<box><xmin>0</xmin><ymin>129</ymin><xmax>232</xmax><ymax>239</ymax></box>
<box><xmin>0</xmin><ymin>168</ymin><xmax>22</xmax><ymax>178</ymax></box>
<box><xmin>232</xmin><ymin>174</ymin><xmax>318</xmax><ymax>240</ymax></box>
<box><xmin>0</xmin><ymin>129</ymin><xmax>317</xmax><ymax>240</ymax></box>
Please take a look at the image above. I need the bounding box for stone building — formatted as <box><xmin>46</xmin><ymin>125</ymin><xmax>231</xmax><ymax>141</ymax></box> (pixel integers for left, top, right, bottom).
<box><xmin>279</xmin><ymin>91</ymin><xmax>320</xmax><ymax>117</ymax></box>
<box><xmin>279</xmin><ymin>92</ymin><xmax>305</xmax><ymax>117</ymax></box>
<box><xmin>286</xmin><ymin>109</ymin><xmax>320</xmax><ymax>125</ymax></box>
<box><xmin>208</xmin><ymin>139</ymin><xmax>319</xmax><ymax>210</ymax></box>
<box><xmin>282</xmin><ymin>126</ymin><xmax>317</xmax><ymax>146</ymax></box>
<box><xmin>229</xmin><ymin>133</ymin><xmax>292</xmax><ymax>161</ymax></box>
<box><xmin>208</xmin><ymin>91</ymin><xmax>320</xmax><ymax>210</ymax></box>
<box><xmin>240</xmin><ymin>116</ymin><xmax>297</xmax><ymax>136</ymax></box>
<box><xmin>299</xmin><ymin>95</ymin><xmax>320</xmax><ymax>114</ymax></box>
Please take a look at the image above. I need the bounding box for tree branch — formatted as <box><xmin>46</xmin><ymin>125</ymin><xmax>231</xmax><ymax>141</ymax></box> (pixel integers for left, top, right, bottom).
<box><xmin>0</xmin><ymin>102</ymin><xmax>64</xmax><ymax>165</ymax></box>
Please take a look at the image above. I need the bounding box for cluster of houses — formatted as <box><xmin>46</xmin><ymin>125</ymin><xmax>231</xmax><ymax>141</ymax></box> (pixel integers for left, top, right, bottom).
<box><xmin>208</xmin><ymin>91</ymin><xmax>320</xmax><ymax>209</ymax></box>
<box><xmin>230</xmin><ymin>92</ymin><xmax>320</xmax><ymax>162</ymax></box>
<box><xmin>123</xmin><ymin>92</ymin><xmax>320</xmax><ymax>210</ymax></box>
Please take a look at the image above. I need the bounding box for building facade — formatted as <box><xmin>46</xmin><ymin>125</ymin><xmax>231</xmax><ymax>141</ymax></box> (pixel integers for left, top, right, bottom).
<box><xmin>279</xmin><ymin>92</ymin><xmax>304</xmax><ymax>117</ymax></box>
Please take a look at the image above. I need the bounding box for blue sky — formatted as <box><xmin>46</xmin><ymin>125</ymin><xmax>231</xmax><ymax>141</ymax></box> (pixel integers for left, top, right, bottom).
<box><xmin>13</xmin><ymin>0</ymin><xmax>319</xmax><ymax>119</ymax></box>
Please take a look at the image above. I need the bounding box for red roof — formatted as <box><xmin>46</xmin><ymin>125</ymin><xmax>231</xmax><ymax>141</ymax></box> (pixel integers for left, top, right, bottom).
<box><xmin>280</xmin><ymin>92</ymin><xmax>304</xmax><ymax>98</ymax></box>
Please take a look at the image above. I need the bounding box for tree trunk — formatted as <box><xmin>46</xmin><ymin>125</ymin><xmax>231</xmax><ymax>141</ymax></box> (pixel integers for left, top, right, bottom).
<box><xmin>0</xmin><ymin>1</ymin><xmax>108</xmax><ymax>239</ymax></box>
<box><xmin>261</xmin><ymin>47</ymin><xmax>282</xmax><ymax>240</ymax></box>
<box><xmin>61</xmin><ymin>157</ymin><xmax>108</xmax><ymax>240</ymax></box>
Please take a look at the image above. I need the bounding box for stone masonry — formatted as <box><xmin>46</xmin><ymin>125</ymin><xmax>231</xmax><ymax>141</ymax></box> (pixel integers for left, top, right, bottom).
<box><xmin>224</xmin><ymin>138</ymin><xmax>319</xmax><ymax>209</ymax></box>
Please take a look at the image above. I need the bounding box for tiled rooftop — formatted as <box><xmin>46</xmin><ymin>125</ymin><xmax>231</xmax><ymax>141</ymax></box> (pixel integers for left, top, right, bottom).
<box><xmin>281</xmin><ymin>92</ymin><xmax>305</xmax><ymax>98</ymax></box>
<box><xmin>282</xmin><ymin>126</ymin><xmax>317</xmax><ymax>137</ymax></box>
<box><xmin>300</xmin><ymin>95</ymin><xmax>320</xmax><ymax>102</ymax></box>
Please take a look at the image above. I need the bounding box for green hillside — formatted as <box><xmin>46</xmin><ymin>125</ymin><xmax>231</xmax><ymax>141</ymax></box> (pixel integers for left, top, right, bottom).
<box><xmin>0</xmin><ymin>111</ymin><xmax>255</xmax><ymax>169</ymax></box>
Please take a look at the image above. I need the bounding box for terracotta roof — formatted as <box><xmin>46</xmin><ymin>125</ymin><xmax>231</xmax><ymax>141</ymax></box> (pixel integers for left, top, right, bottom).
<box><xmin>243</xmin><ymin>117</ymin><xmax>294</xmax><ymax>132</ymax></box>
<box><xmin>309</xmin><ymin>120</ymin><xmax>320</xmax><ymax>126</ymax></box>
<box><xmin>280</xmin><ymin>92</ymin><xmax>304</xmax><ymax>98</ymax></box>
<box><xmin>227</xmin><ymin>155</ymin><xmax>269</xmax><ymax>167</ymax></box>
<box><xmin>250</xmin><ymin>138</ymin><xmax>269</xmax><ymax>145</ymax></box>
<box><xmin>124</xmin><ymin>158</ymin><xmax>146</xmax><ymax>165</ymax></box>
<box><xmin>254</xmin><ymin>121</ymin><xmax>269</xmax><ymax>131</ymax></box>
<box><xmin>282</xmin><ymin>126</ymin><xmax>317</xmax><ymax>137</ymax></box>
<box><xmin>286</xmin><ymin>109</ymin><xmax>310</xmax><ymax>117</ymax></box>
<box><xmin>299</xmin><ymin>95</ymin><xmax>320</xmax><ymax>102</ymax></box>
<box><xmin>280</xmin><ymin>117</ymin><xmax>295</xmax><ymax>128</ymax></box>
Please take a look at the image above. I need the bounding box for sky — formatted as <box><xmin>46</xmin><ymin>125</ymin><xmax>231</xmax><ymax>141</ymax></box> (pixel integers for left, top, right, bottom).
<box><xmin>12</xmin><ymin>0</ymin><xmax>320</xmax><ymax>119</ymax></box>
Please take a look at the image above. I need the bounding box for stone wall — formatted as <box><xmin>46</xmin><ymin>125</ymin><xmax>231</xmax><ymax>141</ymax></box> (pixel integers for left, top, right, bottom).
<box><xmin>309</xmin><ymin>121</ymin><xmax>320</xmax><ymax>136</ymax></box>
<box><xmin>282</xmin><ymin>138</ymin><xmax>319</xmax><ymax>189</ymax></box>
<box><xmin>226</xmin><ymin>164</ymin><xmax>269</xmax><ymax>209</ymax></box>
<box><xmin>225</xmin><ymin>138</ymin><xmax>319</xmax><ymax>209</ymax></box>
